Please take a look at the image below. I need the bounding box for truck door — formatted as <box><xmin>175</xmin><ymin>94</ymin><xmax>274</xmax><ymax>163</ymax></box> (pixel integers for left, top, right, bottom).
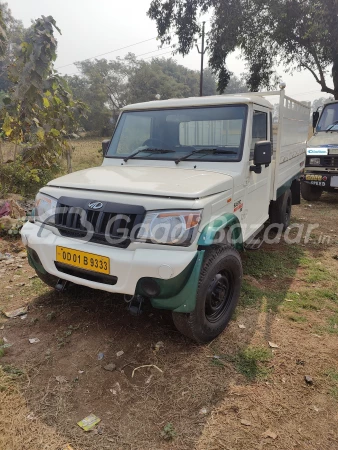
<box><xmin>244</xmin><ymin>107</ymin><xmax>273</xmax><ymax>240</ymax></box>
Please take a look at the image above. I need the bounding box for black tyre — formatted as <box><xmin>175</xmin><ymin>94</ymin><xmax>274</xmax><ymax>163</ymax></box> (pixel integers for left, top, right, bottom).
<box><xmin>35</xmin><ymin>270</ymin><xmax>59</xmax><ymax>289</ymax></box>
<box><xmin>301</xmin><ymin>182</ymin><xmax>323</xmax><ymax>201</ymax></box>
<box><xmin>269</xmin><ymin>189</ymin><xmax>292</xmax><ymax>231</ymax></box>
<box><xmin>172</xmin><ymin>245</ymin><xmax>242</xmax><ymax>344</ymax></box>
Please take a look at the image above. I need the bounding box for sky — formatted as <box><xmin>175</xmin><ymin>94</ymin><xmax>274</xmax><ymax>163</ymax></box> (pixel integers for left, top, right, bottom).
<box><xmin>8</xmin><ymin>0</ymin><xmax>333</xmax><ymax>103</ymax></box>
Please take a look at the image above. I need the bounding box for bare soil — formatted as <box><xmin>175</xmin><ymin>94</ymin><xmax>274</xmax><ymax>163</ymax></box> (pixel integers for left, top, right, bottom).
<box><xmin>0</xmin><ymin>172</ymin><xmax>338</xmax><ymax>448</ymax></box>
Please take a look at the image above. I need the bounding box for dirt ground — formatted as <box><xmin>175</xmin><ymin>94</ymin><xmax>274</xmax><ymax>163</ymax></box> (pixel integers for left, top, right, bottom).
<box><xmin>0</xmin><ymin>147</ymin><xmax>338</xmax><ymax>449</ymax></box>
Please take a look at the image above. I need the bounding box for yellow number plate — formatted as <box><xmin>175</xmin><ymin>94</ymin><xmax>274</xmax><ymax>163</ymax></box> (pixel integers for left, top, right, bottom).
<box><xmin>56</xmin><ymin>247</ymin><xmax>110</xmax><ymax>274</ymax></box>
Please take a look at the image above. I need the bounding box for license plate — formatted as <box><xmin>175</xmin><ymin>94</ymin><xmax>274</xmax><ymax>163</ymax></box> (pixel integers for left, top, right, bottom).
<box><xmin>56</xmin><ymin>247</ymin><xmax>110</xmax><ymax>274</ymax></box>
<box><xmin>331</xmin><ymin>176</ymin><xmax>338</xmax><ymax>188</ymax></box>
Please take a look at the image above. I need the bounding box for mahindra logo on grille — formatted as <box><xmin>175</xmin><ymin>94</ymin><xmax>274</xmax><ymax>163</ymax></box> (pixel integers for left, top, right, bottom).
<box><xmin>88</xmin><ymin>201</ymin><xmax>103</xmax><ymax>210</ymax></box>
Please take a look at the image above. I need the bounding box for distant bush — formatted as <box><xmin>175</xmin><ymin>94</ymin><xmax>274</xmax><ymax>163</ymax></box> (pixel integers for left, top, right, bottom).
<box><xmin>0</xmin><ymin>157</ymin><xmax>59</xmax><ymax>197</ymax></box>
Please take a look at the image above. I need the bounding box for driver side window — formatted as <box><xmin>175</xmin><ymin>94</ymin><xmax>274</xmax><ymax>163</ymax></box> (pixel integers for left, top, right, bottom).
<box><xmin>116</xmin><ymin>115</ymin><xmax>152</xmax><ymax>154</ymax></box>
<box><xmin>250</xmin><ymin>111</ymin><xmax>267</xmax><ymax>160</ymax></box>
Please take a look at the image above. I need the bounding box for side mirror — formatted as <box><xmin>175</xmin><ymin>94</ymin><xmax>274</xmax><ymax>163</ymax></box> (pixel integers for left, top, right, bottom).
<box><xmin>312</xmin><ymin>111</ymin><xmax>320</xmax><ymax>130</ymax></box>
<box><xmin>102</xmin><ymin>140</ymin><xmax>110</xmax><ymax>156</ymax></box>
<box><xmin>250</xmin><ymin>141</ymin><xmax>272</xmax><ymax>174</ymax></box>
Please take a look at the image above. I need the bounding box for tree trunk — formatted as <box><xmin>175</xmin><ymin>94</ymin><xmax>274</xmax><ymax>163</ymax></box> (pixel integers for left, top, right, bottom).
<box><xmin>66</xmin><ymin>148</ymin><xmax>73</xmax><ymax>173</ymax></box>
<box><xmin>332</xmin><ymin>55</ymin><xmax>338</xmax><ymax>100</ymax></box>
<box><xmin>13</xmin><ymin>143</ymin><xmax>18</xmax><ymax>161</ymax></box>
<box><xmin>0</xmin><ymin>141</ymin><xmax>3</xmax><ymax>164</ymax></box>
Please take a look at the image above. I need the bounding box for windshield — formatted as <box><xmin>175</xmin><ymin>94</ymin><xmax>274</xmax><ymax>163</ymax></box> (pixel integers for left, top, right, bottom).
<box><xmin>106</xmin><ymin>105</ymin><xmax>248</xmax><ymax>162</ymax></box>
<box><xmin>317</xmin><ymin>103</ymin><xmax>338</xmax><ymax>131</ymax></box>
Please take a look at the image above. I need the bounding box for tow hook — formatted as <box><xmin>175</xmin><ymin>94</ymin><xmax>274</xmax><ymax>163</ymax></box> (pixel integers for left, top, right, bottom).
<box><xmin>55</xmin><ymin>279</ymin><xmax>69</xmax><ymax>292</ymax></box>
<box><xmin>124</xmin><ymin>294</ymin><xmax>145</xmax><ymax>316</ymax></box>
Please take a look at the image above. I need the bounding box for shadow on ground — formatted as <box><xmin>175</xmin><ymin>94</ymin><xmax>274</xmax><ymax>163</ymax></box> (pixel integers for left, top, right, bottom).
<box><xmin>1</xmin><ymin>230</ymin><xmax>310</xmax><ymax>449</ymax></box>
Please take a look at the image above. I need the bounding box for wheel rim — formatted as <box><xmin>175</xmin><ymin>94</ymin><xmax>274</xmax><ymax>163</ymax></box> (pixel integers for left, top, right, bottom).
<box><xmin>285</xmin><ymin>196</ymin><xmax>291</xmax><ymax>225</ymax></box>
<box><xmin>205</xmin><ymin>271</ymin><xmax>234</xmax><ymax>323</ymax></box>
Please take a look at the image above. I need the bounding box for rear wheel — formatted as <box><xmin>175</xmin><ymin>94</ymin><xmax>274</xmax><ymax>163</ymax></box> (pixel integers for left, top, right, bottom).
<box><xmin>269</xmin><ymin>189</ymin><xmax>292</xmax><ymax>231</ymax></box>
<box><xmin>172</xmin><ymin>245</ymin><xmax>242</xmax><ymax>344</ymax></box>
<box><xmin>301</xmin><ymin>182</ymin><xmax>323</xmax><ymax>201</ymax></box>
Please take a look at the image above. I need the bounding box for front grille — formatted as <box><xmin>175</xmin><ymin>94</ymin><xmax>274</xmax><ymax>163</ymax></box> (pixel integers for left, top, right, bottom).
<box><xmin>323</xmin><ymin>156</ymin><xmax>338</xmax><ymax>167</ymax></box>
<box><xmin>54</xmin><ymin>197</ymin><xmax>145</xmax><ymax>248</ymax></box>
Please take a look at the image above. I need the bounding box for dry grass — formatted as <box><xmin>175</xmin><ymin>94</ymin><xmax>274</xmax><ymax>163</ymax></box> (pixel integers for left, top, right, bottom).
<box><xmin>0</xmin><ymin>365</ymin><xmax>68</xmax><ymax>450</ymax></box>
<box><xmin>0</xmin><ymin>158</ymin><xmax>337</xmax><ymax>449</ymax></box>
<box><xmin>71</xmin><ymin>138</ymin><xmax>105</xmax><ymax>172</ymax></box>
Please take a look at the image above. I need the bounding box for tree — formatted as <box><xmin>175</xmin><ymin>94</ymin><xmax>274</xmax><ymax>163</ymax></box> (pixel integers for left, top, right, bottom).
<box><xmin>148</xmin><ymin>0</ymin><xmax>338</xmax><ymax>99</ymax></box>
<box><xmin>0</xmin><ymin>3</ymin><xmax>25</xmax><ymax>92</ymax></box>
<box><xmin>312</xmin><ymin>96</ymin><xmax>335</xmax><ymax>113</ymax></box>
<box><xmin>68</xmin><ymin>56</ymin><xmax>216</xmax><ymax>134</ymax></box>
<box><xmin>0</xmin><ymin>15</ymin><xmax>86</xmax><ymax>194</ymax></box>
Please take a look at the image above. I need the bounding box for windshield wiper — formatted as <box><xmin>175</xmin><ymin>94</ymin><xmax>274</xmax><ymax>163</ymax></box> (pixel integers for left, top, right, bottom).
<box><xmin>175</xmin><ymin>148</ymin><xmax>237</xmax><ymax>165</ymax></box>
<box><xmin>325</xmin><ymin>120</ymin><xmax>338</xmax><ymax>132</ymax></box>
<box><xmin>124</xmin><ymin>148</ymin><xmax>175</xmax><ymax>163</ymax></box>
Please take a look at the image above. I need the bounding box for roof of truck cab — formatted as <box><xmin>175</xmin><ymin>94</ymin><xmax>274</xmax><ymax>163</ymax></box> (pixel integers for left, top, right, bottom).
<box><xmin>122</xmin><ymin>94</ymin><xmax>273</xmax><ymax>111</ymax></box>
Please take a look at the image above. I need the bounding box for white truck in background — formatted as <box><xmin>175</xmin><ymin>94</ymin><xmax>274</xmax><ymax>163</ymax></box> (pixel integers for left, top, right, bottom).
<box><xmin>21</xmin><ymin>86</ymin><xmax>310</xmax><ymax>343</ymax></box>
<box><xmin>301</xmin><ymin>100</ymin><xmax>338</xmax><ymax>200</ymax></box>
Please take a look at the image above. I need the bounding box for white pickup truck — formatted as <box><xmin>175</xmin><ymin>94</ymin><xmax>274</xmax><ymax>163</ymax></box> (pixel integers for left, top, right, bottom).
<box><xmin>21</xmin><ymin>86</ymin><xmax>310</xmax><ymax>343</ymax></box>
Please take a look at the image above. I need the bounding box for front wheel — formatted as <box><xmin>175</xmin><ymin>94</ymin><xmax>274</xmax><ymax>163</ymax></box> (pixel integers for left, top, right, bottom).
<box><xmin>301</xmin><ymin>182</ymin><xmax>323</xmax><ymax>201</ymax></box>
<box><xmin>172</xmin><ymin>245</ymin><xmax>242</xmax><ymax>344</ymax></box>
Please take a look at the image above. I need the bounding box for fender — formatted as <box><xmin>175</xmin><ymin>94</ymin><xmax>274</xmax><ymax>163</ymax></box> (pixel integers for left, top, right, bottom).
<box><xmin>198</xmin><ymin>213</ymin><xmax>243</xmax><ymax>250</ymax></box>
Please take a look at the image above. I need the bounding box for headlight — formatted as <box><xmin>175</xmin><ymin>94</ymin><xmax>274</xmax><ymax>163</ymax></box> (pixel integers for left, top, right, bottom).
<box><xmin>309</xmin><ymin>158</ymin><xmax>320</xmax><ymax>165</ymax></box>
<box><xmin>137</xmin><ymin>210</ymin><xmax>202</xmax><ymax>246</ymax></box>
<box><xmin>34</xmin><ymin>192</ymin><xmax>57</xmax><ymax>223</ymax></box>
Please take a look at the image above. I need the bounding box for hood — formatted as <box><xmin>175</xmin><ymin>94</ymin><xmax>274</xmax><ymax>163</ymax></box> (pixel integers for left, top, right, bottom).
<box><xmin>308</xmin><ymin>133</ymin><xmax>338</xmax><ymax>147</ymax></box>
<box><xmin>48</xmin><ymin>165</ymin><xmax>233</xmax><ymax>199</ymax></box>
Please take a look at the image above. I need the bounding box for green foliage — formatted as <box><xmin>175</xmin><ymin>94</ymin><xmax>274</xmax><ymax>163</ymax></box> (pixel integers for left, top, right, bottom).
<box><xmin>148</xmin><ymin>0</ymin><xmax>338</xmax><ymax>98</ymax></box>
<box><xmin>0</xmin><ymin>3</ymin><xmax>7</xmax><ymax>59</ymax></box>
<box><xmin>67</xmin><ymin>56</ymin><xmax>245</xmax><ymax>135</ymax></box>
<box><xmin>0</xmin><ymin>156</ymin><xmax>56</xmax><ymax>196</ymax></box>
<box><xmin>0</xmin><ymin>15</ymin><xmax>87</xmax><ymax>189</ymax></box>
<box><xmin>236</xmin><ymin>346</ymin><xmax>272</xmax><ymax>380</ymax></box>
<box><xmin>161</xmin><ymin>423</ymin><xmax>177</xmax><ymax>441</ymax></box>
<box><xmin>325</xmin><ymin>368</ymin><xmax>338</xmax><ymax>399</ymax></box>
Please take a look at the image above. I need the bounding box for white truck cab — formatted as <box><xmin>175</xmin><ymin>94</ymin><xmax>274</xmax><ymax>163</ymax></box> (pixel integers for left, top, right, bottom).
<box><xmin>301</xmin><ymin>100</ymin><xmax>338</xmax><ymax>200</ymax></box>
<box><xmin>21</xmin><ymin>88</ymin><xmax>310</xmax><ymax>343</ymax></box>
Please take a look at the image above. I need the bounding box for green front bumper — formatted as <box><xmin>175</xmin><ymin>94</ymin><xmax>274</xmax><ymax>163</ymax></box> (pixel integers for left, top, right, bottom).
<box><xmin>136</xmin><ymin>250</ymin><xmax>205</xmax><ymax>313</ymax></box>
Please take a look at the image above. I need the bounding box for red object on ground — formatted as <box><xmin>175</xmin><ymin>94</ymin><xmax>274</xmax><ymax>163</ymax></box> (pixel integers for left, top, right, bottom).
<box><xmin>0</xmin><ymin>202</ymin><xmax>11</xmax><ymax>218</ymax></box>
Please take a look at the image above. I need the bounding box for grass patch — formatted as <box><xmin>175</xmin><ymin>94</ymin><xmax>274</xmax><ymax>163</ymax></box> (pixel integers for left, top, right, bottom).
<box><xmin>239</xmin><ymin>281</ymin><xmax>264</xmax><ymax>307</ymax></box>
<box><xmin>235</xmin><ymin>346</ymin><xmax>272</xmax><ymax>380</ymax></box>
<box><xmin>298</xmin><ymin>256</ymin><xmax>332</xmax><ymax>283</ymax></box>
<box><xmin>243</xmin><ymin>244</ymin><xmax>303</xmax><ymax>279</ymax></box>
<box><xmin>325</xmin><ymin>369</ymin><xmax>338</xmax><ymax>399</ymax></box>
<box><xmin>287</xmin><ymin>314</ymin><xmax>307</xmax><ymax>323</ymax></box>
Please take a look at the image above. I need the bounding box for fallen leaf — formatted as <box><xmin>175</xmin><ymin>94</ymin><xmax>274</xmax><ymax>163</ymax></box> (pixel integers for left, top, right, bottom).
<box><xmin>104</xmin><ymin>363</ymin><xmax>116</xmax><ymax>372</ymax></box>
<box><xmin>240</xmin><ymin>419</ymin><xmax>251</xmax><ymax>426</ymax></box>
<box><xmin>55</xmin><ymin>376</ymin><xmax>68</xmax><ymax>383</ymax></box>
<box><xmin>154</xmin><ymin>341</ymin><xmax>164</xmax><ymax>351</ymax></box>
<box><xmin>268</xmin><ymin>341</ymin><xmax>279</xmax><ymax>348</ymax></box>
<box><xmin>3</xmin><ymin>306</ymin><xmax>28</xmax><ymax>318</ymax></box>
<box><xmin>262</xmin><ymin>429</ymin><xmax>278</xmax><ymax>439</ymax></box>
<box><xmin>305</xmin><ymin>375</ymin><xmax>313</xmax><ymax>385</ymax></box>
